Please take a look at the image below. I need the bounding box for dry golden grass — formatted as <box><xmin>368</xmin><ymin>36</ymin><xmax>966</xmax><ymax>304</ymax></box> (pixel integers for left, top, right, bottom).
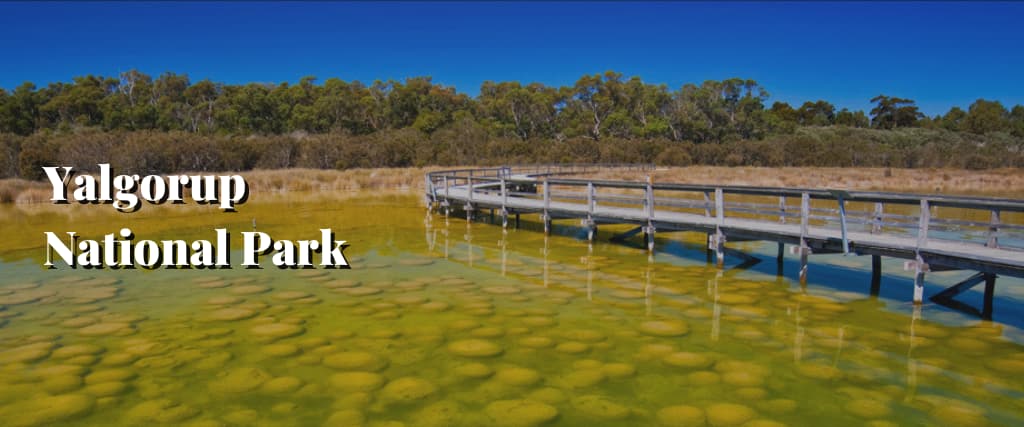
<box><xmin>0</xmin><ymin>167</ymin><xmax>443</xmax><ymax>205</ymax></box>
<box><xmin>241</xmin><ymin>167</ymin><xmax>432</xmax><ymax>195</ymax></box>
<box><xmin>582</xmin><ymin>166</ymin><xmax>1024</xmax><ymax>197</ymax></box>
<box><xmin>2</xmin><ymin>166</ymin><xmax>1022</xmax><ymax>205</ymax></box>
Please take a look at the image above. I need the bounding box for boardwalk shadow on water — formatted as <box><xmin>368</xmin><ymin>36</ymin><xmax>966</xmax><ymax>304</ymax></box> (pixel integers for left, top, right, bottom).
<box><xmin>470</xmin><ymin>210</ymin><xmax>1024</xmax><ymax>331</ymax></box>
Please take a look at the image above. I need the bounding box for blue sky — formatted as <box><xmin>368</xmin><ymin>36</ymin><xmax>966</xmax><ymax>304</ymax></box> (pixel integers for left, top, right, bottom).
<box><xmin>1</xmin><ymin>1</ymin><xmax>1022</xmax><ymax>116</ymax></box>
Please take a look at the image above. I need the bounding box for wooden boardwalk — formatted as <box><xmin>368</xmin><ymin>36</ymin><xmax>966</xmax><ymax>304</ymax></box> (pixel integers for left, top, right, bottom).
<box><xmin>425</xmin><ymin>165</ymin><xmax>1024</xmax><ymax>318</ymax></box>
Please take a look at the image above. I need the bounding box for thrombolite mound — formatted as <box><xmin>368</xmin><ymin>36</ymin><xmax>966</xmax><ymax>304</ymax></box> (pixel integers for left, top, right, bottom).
<box><xmin>209</xmin><ymin>367</ymin><xmax>272</xmax><ymax>393</ymax></box>
<box><xmin>706</xmin><ymin>403</ymin><xmax>757</xmax><ymax>427</ymax></box>
<box><xmin>560</xmin><ymin>369</ymin><xmax>606</xmax><ymax>388</ymax></box>
<box><xmin>272</xmin><ymin>291</ymin><xmax>313</xmax><ymax>301</ymax></box>
<box><xmin>323</xmin><ymin>351</ymin><xmax>388</xmax><ymax>371</ymax></box>
<box><xmin>1</xmin><ymin>342</ymin><xmax>55</xmax><ymax>363</ymax></box>
<box><xmin>261</xmin><ymin>376</ymin><xmax>305</xmax><ymax>394</ymax></box>
<box><xmin>261</xmin><ymin>343</ymin><xmax>301</xmax><ymax>357</ymax></box>
<box><xmin>85</xmin><ymin>368</ymin><xmax>136</xmax><ymax>384</ymax></box>
<box><xmin>229</xmin><ymin>285</ymin><xmax>271</xmax><ymax>295</ymax></box>
<box><xmin>249</xmin><ymin>323</ymin><xmax>305</xmax><ymax>341</ymax></box>
<box><xmin>447</xmin><ymin>339</ymin><xmax>503</xmax><ymax>357</ymax></box>
<box><xmin>78</xmin><ymin>322</ymin><xmax>135</xmax><ymax>337</ymax></box>
<box><xmin>328</xmin><ymin>372</ymin><xmax>386</xmax><ymax>392</ymax></box>
<box><xmin>378</xmin><ymin>377</ymin><xmax>438</xmax><ymax>403</ymax></box>
<box><xmin>601</xmin><ymin>363</ymin><xmax>636</xmax><ymax>378</ymax></box>
<box><xmin>656</xmin><ymin>405</ymin><xmax>705</xmax><ymax>426</ymax></box>
<box><xmin>554</xmin><ymin>341</ymin><xmax>589</xmax><ymax>354</ymax></box>
<box><xmin>205</xmin><ymin>307</ymin><xmax>257</xmax><ymax>322</ymax></box>
<box><xmin>0</xmin><ymin>393</ymin><xmax>95</xmax><ymax>427</ymax></box>
<box><xmin>42</xmin><ymin>375</ymin><xmax>84</xmax><ymax>394</ymax></box>
<box><xmin>454</xmin><ymin>362</ymin><xmax>494</xmax><ymax>379</ymax></box>
<box><xmin>571</xmin><ymin>395</ymin><xmax>631</xmax><ymax>420</ymax></box>
<box><xmin>495</xmin><ymin>367</ymin><xmax>541</xmax><ymax>387</ymax></box>
<box><xmin>484</xmin><ymin>400</ymin><xmax>559</xmax><ymax>427</ymax></box>
<box><xmin>638</xmin><ymin>320</ymin><xmax>689</xmax><ymax>337</ymax></box>
<box><xmin>123</xmin><ymin>398</ymin><xmax>199</xmax><ymax>424</ymax></box>
<box><xmin>82</xmin><ymin>380</ymin><xmax>129</xmax><ymax>397</ymax></box>
<box><xmin>845</xmin><ymin>399</ymin><xmax>892</xmax><ymax>418</ymax></box>
<box><xmin>662</xmin><ymin>352</ymin><xmax>713</xmax><ymax>369</ymax></box>
<box><xmin>413</xmin><ymin>400</ymin><xmax>467</xmax><ymax>427</ymax></box>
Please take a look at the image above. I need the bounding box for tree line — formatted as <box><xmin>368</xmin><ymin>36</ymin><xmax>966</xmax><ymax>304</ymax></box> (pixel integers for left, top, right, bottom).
<box><xmin>1</xmin><ymin>70</ymin><xmax>1022</xmax><ymax>179</ymax></box>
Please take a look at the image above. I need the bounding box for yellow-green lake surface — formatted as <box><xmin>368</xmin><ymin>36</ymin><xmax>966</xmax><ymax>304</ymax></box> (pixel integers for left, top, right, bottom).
<box><xmin>2</xmin><ymin>193</ymin><xmax>1023</xmax><ymax>426</ymax></box>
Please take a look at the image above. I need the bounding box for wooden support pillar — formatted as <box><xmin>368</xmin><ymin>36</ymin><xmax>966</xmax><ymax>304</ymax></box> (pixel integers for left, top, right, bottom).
<box><xmin>542</xmin><ymin>179</ymin><xmax>551</xmax><ymax>235</ymax></box>
<box><xmin>586</xmin><ymin>182</ymin><xmax>596</xmax><ymax>242</ymax></box>
<box><xmin>776</xmin><ymin>242</ymin><xmax>784</xmax><ymax>277</ymax></box>
<box><xmin>645</xmin><ymin>223</ymin><xmax>656</xmax><ymax>253</ymax></box>
<box><xmin>912</xmin><ymin>255</ymin><xmax>927</xmax><ymax>304</ymax></box>
<box><xmin>714</xmin><ymin>188</ymin><xmax>725</xmax><ymax>267</ymax></box>
<box><xmin>799</xmin><ymin>192</ymin><xmax>810</xmax><ymax>284</ymax></box>
<box><xmin>836</xmin><ymin>193</ymin><xmax>850</xmax><ymax>255</ymax></box>
<box><xmin>983</xmin><ymin>273</ymin><xmax>996</xmax><ymax>320</ymax></box>
<box><xmin>871</xmin><ymin>203</ymin><xmax>883</xmax><ymax>233</ymax></box>
<box><xmin>799</xmin><ymin>248</ymin><xmax>809</xmax><ymax>285</ymax></box>
<box><xmin>645</xmin><ymin>177</ymin><xmax>656</xmax><ymax>254</ymax></box>
<box><xmin>917</xmin><ymin>199</ymin><xmax>930</xmax><ymax>249</ymax></box>
<box><xmin>778</xmin><ymin>196</ymin><xmax>786</xmax><ymax>224</ymax></box>
<box><xmin>515</xmin><ymin>213</ymin><xmax>520</xmax><ymax>229</ymax></box>
<box><xmin>987</xmin><ymin>209</ymin><xmax>1001</xmax><ymax>248</ymax></box>
<box><xmin>870</xmin><ymin>255</ymin><xmax>881</xmax><ymax>296</ymax></box>
<box><xmin>776</xmin><ymin>241</ymin><xmax>784</xmax><ymax>266</ymax></box>
<box><xmin>705</xmin><ymin>233</ymin><xmax>713</xmax><ymax>264</ymax></box>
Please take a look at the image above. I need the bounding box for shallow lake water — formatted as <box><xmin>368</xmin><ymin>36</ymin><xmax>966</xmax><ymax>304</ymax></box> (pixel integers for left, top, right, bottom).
<box><xmin>1</xmin><ymin>192</ymin><xmax>1023</xmax><ymax>426</ymax></box>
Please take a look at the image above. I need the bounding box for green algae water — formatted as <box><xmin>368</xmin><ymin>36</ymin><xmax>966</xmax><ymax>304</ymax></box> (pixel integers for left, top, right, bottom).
<box><xmin>2</xmin><ymin>192</ymin><xmax>1024</xmax><ymax>427</ymax></box>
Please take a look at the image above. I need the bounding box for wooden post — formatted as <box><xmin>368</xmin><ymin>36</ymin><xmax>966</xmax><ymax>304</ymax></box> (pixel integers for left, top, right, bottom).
<box><xmin>586</xmin><ymin>182</ymin><xmax>596</xmax><ymax>242</ymax></box>
<box><xmin>425</xmin><ymin>174</ymin><xmax>433</xmax><ymax>208</ymax></box>
<box><xmin>913</xmin><ymin>254</ymin><xmax>926</xmax><ymax>304</ymax></box>
<box><xmin>588</xmin><ymin>182</ymin><xmax>596</xmax><ymax>214</ymax></box>
<box><xmin>542</xmin><ymin>179</ymin><xmax>551</xmax><ymax>235</ymax></box>
<box><xmin>467</xmin><ymin>175</ymin><xmax>474</xmax><ymax>203</ymax></box>
<box><xmin>870</xmin><ymin>255</ymin><xmax>881</xmax><ymax>296</ymax></box>
<box><xmin>837</xmin><ymin>194</ymin><xmax>850</xmax><ymax>255</ymax></box>
<box><xmin>779</xmin><ymin>196</ymin><xmax>786</xmax><ymax>224</ymax></box>
<box><xmin>983</xmin><ymin>273</ymin><xmax>996</xmax><ymax>319</ymax></box>
<box><xmin>917</xmin><ymin>199</ymin><xmax>930</xmax><ymax>249</ymax></box>
<box><xmin>646</xmin><ymin>177</ymin><xmax>656</xmax><ymax>253</ymax></box>
<box><xmin>714</xmin><ymin>188</ymin><xmax>724</xmax><ymax>267</ymax></box>
<box><xmin>872</xmin><ymin>203</ymin><xmax>883</xmax><ymax>234</ymax></box>
<box><xmin>500</xmin><ymin>178</ymin><xmax>508</xmax><ymax>229</ymax></box>
<box><xmin>776</xmin><ymin>241</ymin><xmax>784</xmax><ymax>276</ymax></box>
<box><xmin>987</xmin><ymin>209</ymin><xmax>1001</xmax><ymax>248</ymax></box>
<box><xmin>799</xmin><ymin>192</ymin><xmax>810</xmax><ymax>284</ymax></box>
<box><xmin>714</xmin><ymin>188</ymin><xmax>724</xmax><ymax>225</ymax></box>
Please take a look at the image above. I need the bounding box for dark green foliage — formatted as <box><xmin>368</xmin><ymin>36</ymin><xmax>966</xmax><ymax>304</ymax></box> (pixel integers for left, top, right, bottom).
<box><xmin>0</xmin><ymin>70</ymin><xmax>1021</xmax><ymax>178</ymax></box>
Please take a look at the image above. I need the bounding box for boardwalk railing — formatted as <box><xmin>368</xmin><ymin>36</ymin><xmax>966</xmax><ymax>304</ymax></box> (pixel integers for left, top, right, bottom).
<box><xmin>425</xmin><ymin>165</ymin><xmax>1024</xmax><ymax>315</ymax></box>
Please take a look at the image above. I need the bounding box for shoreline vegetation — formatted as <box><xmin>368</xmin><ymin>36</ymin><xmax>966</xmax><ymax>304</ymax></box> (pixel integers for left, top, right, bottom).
<box><xmin>2</xmin><ymin>71</ymin><xmax>1022</xmax><ymax>203</ymax></box>
<box><xmin>3</xmin><ymin>166</ymin><xmax>1022</xmax><ymax>205</ymax></box>
<box><xmin>1</xmin><ymin>72</ymin><xmax>1023</xmax><ymax>181</ymax></box>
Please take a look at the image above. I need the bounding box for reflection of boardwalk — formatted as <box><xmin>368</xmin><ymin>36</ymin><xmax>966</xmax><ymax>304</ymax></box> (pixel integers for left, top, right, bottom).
<box><xmin>425</xmin><ymin>165</ymin><xmax>1024</xmax><ymax>318</ymax></box>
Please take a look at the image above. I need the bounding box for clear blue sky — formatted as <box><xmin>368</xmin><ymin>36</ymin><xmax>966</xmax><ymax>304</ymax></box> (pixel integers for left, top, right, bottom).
<box><xmin>1</xmin><ymin>1</ymin><xmax>1022</xmax><ymax>116</ymax></box>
